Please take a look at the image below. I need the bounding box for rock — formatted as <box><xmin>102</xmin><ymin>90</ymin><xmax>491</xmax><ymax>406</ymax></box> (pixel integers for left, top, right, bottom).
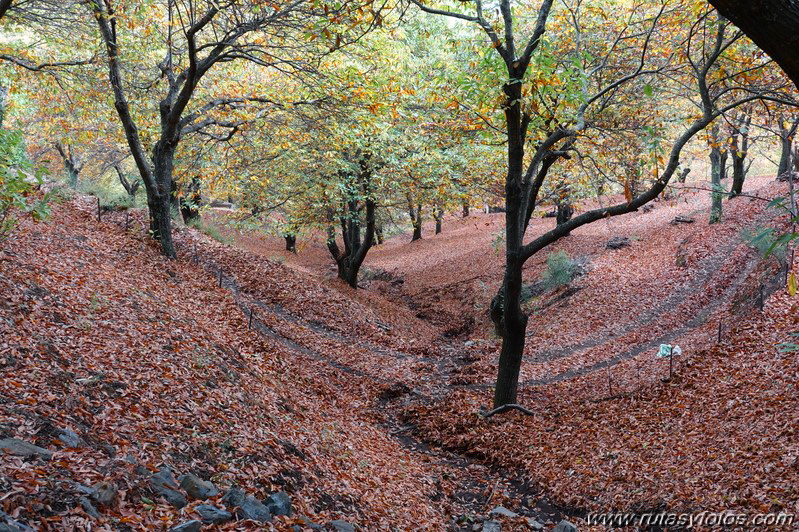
<box><xmin>0</xmin><ymin>510</ymin><xmax>30</xmax><ymax>532</ymax></box>
<box><xmin>78</xmin><ymin>496</ymin><xmax>100</xmax><ymax>518</ymax></box>
<box><xmin>489</xmin><ymin>506</ymin><xmax>517</xmax><ymax>518</ymax></box>
<box><xmin>150</xmin><ymin>467</ymin><xmax>187</xmax><ymax>509</ymax></box>
<box><xmin>170</xmin><ymin>520</ymin><xmax>203</xmax><ymax>532</ymax></box>
<box><xmin>221</xmin><ymin>487</ymin><xmax>272</xmax><ymax>522</ymax></box>
<box><xmin>527</xmin><ymin>518</ymin><xmax>545</xmax><ymax>530</ymax></box>
<box><xmin>670</xmin><ymin>215</ymin><xmax>695</xmax><ymax>225</ymax></box>
<box><xmin>552</xmin><ymin>519</ymin><xmax>578</xmax><ymax>532</ymax></box>
<box><xmin>329</xmin><ymin>520</ymin><xmax>355</xmax><ymax>532</ymax></box>
<box><xmin>91</xmin><ymin>481</ymin><xmax>117</xmax><ymax>507</ymax></box>
<box><xmin>0</xmin><ymin>439</ymin><xmax>53</xmax><ymax>460</ymax></box>
<box><xmin>465</xmin><ymin>340</ymin><xmax>476</xmax><ymax>347</ymax></box>
<box><xmin>179</xmin><ymin>474</ymin><xmax>219</xmax><ymax>500</ymax></box>
<box><xmin>299</xmin><ymin>516</ymin><xmax>323</xmax><ymax>530</ymax></box>
<box><xmin>482</xmin><ymin>520</ymin><xmax>501</xmax><ymax>532</ymax></box>
<box><xmin>196</xmin><ymin>504</ymin><xmax>232</xmax><ymax>525</ymax></box>
<box><xmin>56</xmin><ymin>429</ymin><xmax>81</xmax><ymax>448</ymax></box>
<box><xmin>265</xmin><ymin>491</ymin><xmax>292</xmax><ymax>517</ymax></box>
<box><xmin>606</xmin><ymin>236</ymin><xmax>631</xmax><ymax>250</ymax></box>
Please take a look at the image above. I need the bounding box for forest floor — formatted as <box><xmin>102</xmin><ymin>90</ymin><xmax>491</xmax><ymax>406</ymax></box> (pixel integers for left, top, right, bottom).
<box><xmin>1</xmin><ymin>175</ymin><xmax>798</xmax><ymax>530</ymax></box>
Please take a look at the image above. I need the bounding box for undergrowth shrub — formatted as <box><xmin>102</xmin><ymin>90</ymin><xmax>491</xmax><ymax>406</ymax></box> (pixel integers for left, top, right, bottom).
<box><xmin>0</xmin><ymin>129</ymin><xmax>49</xmax><ymax>246</ymax></box>
<box><xmin>541</xmin><ymin>250</ymin><xmax>578</xmax><ymax>290</ymax></box>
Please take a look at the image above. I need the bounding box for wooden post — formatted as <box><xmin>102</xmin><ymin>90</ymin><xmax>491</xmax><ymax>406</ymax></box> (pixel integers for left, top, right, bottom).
<box><xmin>717</xmin><ymin>320</ymin><xmax>723</xmax><ymax>342</ymax></box>
<box><xmin>248</xmin><ymin>308</ymin><xmax>254</xmax><ymax>329</ymax></box>
<box><xmin>97</xmin><ymin>197</ymin><xmax>101</xmax><ymax>222</ymax></box>
<box><xmin>669</xmin><ymin>345</ymin><xmax>674</xmax><ymax>381</ymax></box>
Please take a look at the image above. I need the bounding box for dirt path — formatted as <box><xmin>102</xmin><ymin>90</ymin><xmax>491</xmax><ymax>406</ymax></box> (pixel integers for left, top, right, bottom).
<box><xmin>183</xmin><ymin>246</ymin><xmax>571</xmax><ymax>529</ymax></box>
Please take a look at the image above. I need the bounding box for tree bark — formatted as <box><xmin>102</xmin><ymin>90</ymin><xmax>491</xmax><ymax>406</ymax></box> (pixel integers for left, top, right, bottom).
<box><xmin>114</xmin><ymin>164</ymin><xmax>140</xmax><ymax>198</ymax></box>
<box><xmin>709</xmin><ymin>146</ymin><xmax>724</xmax><ymax>224</ymax></box>
<box><xmin>54</xmin><ymin>142</ymin><xmax>82</xmax><ymax>188</ymax></box>
<box><xmin>708</xmin><ymin>0</ymin><xmax>799</xmax><ymax>90</ymax></box>
<box><xmin>407</xmin><ymin>195</ymin><xmax>422</xmax><ymax>241</ymax></box>
<box><xmin>434</xmin><ymin>205</ymin><xmax>443</xmax><ymax>234</ymax></box>
<box><xmin>180</xmin><ymin>176</ymin><xmax>201</xmax><ymax>224</ymax></box>
<box><xmin>284</xmin><ymin>234</ymin><xmax>297</xmax><ymax>253</ymax></box>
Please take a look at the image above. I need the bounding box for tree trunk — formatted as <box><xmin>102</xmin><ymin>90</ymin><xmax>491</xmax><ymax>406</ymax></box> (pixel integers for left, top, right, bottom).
<box><xmin>180</xmin><ymin>176</ymin><xmax>201</xmax><ymax>224</ymax></box>
<box><xmin>779</xmin><ymin>136</ymin><xmax>793</xmax><ymax>177</ymax></box>
<box><xmin>709</xmin><ymin>0</ymin><xmax>799</xmax><ymax>91</ymax></box>
<box><xmin>435</xmin><ymin>205</ymin><xmax>443</xmax><ymax>234</ymax></box>
<box><xmin>556</xmin><ymin>201</ymin><xmax>574</xmax><ymax>234</ymax></box>
<box><xmin>284</xmin><ymin>234</ymin><xmax>297</xmax><ymax>253</ymax></box>
<box><xmin>149</xmin><ymin>145</ymin><xmax>177</xmax><ymax>258</ymax></box>
<box><xmin>54</xmin><ymin>143</ymin><xmax>82</xmax><ymax>188</ymax></box>
<box><xmin>375</xmin><ymin>223</ymin><xmax>384</xmax><ymax>245</ymax></box>
<box><xmin>730</xmin><ymin>153</ymin><xmax>745</xmax><ymax>197</ymax></box>
<box><xmin>462</xmin><ymin>202</ymin><xmax>470</xmax><ymax>218</ymax></box>
<box><xmin>148</xmin><ymin>193</ymin><xmax>176</xmax><ymax>258</ymax></box>
<box><xmin>492</xmin><ymin>70</ymin><xmax>528</xmax><ymax>408</ymax></box>
<box><xmin>408</xmin><ymin>196</ymin><xmax>422</xmax><ymax>242</ymax></box>
<box><xmin>114</xmin><ymin>164</ymin><xmax>140</xmax><ymax>198</ymax></box>
<box><xmin>709</xmin><ymin>147</ymin><xmax>724</xmax><ymax>224</ymax></box>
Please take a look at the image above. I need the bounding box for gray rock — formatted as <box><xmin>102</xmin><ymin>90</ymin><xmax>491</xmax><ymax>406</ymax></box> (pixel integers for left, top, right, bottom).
<box><xmin>482</xmin><ymin>520</ymin><xmax>501</xmax><ymax>532</ymax></box>
<box><xmin>552</xmin><ymin>519</ymin><xmax>578</xmax><ymax>532</ymax></box>
<box><xmin>179</xmin><ymin>474</ymin><xmax>219</xmax><ymax>500</ymax></box>
<box><xmin>78</xmin><ymin>496</ymin><xmax>100</xmax><ymax>518</ymax></box>
<box><xmin>57</xmin><ymin>429</ymin><xmax>81</xmax><ymax>448</ymax></box>
<box><xmin>221</xmin><ymin>487</ymin><xmax>272</xmax><ymax>522</ymax></box>
<box><xmin>329</xmin><ymin>521</ymin><xmax>355</xmax><ymax>532</ymax></box>
<box><xmin>150</xmin><ymin>467</ymin><xmax>187</xmax><ymax>509</ymax></box>
<box><xmin>606</xmin><ymin>236</ymin><xmax>631</xmax><ymax>250</ymax></box>
<box><xmin>0</xmin><ymin>510</ymin><xmax>31</xmax><ymax>532</ymax></box>
<box><xmin>196</xmin><ymin>504</ymin><xmax>232</xmax><ymax>525</ymax></box>
<box><xmin>465</xmin><ymin>340</ymin><xmax>476</xmax><ymax>347</ymax></box>
<box><xmin>91</xmin><ymin>482</ymin><xmax>117</xmax><ymax>507</ymax></box>
<box><xmin>265</xmin><ymin>491</ymin><xmax>292</xmax><ymax>517</ymax></box>
<box><xmin>170</xmin><ymin>520</ymin><xmax>202</xmax><ymax>532</ymax></box>
<box><xmin>527</xmin><ymin>518</ymin><xmax>545</xmax><ymax>530</ymax></box>
<box><xmin>0</xmin><ymin>439</ymin><xmax>53</xmax><ymax>460</ymax></box>
<box><xmin>489</xmin><ymin>506</ymin><xmax>517</xmax><ymax>518</ymax></box>
<box><xmin>299</xmin><ymin>515</ymin><xmax>323</xmax><ymax>530</ymax></box>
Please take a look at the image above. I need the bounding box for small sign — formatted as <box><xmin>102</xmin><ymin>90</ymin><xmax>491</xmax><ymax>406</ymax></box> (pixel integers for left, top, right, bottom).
<box><xmin>657</xmin><ymin>344</ymin><xmax>682</xmax><ymax>358</ymax></box>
